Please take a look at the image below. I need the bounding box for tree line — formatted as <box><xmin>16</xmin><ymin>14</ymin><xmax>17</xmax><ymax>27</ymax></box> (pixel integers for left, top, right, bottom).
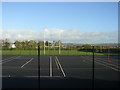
<box><xmin>1</xmin><ymin>39</ymin><xmax>62</xmax><ymax>50</ymax></box>
<box><xmin>1</xmin><ymin>39</ymin><xmax>119</xmax><ymax>54</ymax></box>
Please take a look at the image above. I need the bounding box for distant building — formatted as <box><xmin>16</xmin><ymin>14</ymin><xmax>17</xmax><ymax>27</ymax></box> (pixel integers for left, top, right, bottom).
<box><xmin>9</xmin><ymin>43</ymin><xmax>16</xmax><ymax>48</ymax></box>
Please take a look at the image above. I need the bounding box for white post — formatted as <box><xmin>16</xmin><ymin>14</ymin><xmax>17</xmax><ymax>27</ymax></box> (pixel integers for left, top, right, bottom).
<box><xmin>59</xmin><ymin>41</ymin><xmax>60</xmax><ymax>55</ymax></box>
<box><xmin>59</xmin><ymin>31</ymin><xmax>61</xmax><ymax>55</ymax></box>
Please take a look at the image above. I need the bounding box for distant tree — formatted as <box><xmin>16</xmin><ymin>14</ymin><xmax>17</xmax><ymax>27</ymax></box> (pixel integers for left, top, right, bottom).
<box><xmin>24</xmin><ymin>40</ymin><xmax>29</xmax><ymax>49</ymax></box>
<box><xmin>55</xmin><ymin>40</ymin><xmax>62</xmax><ymax>48</ymax></box>
<box><xmin>81</xmin><ymin>44</ymin><xmax>92</xmax><ymax>49</ymax></box>
<box><xmin>76</xmin><ymin>46</ymin><xmax>81</xmax><ymax>49</ymax></box>
<box><xmin>21</xmin><ymin>41</ymin><xmax>25</xmax><ymax>50</ymax></box>
<box><xmin>45</xmin><ymin>41</ymin><xmax>49</xmax><ymax>46</ymax></box>
<box><xmin>38</xmin><ymin>41</ymin><xmax>44</xmax><ymax>49</ymax></box>
<box><xmin>14</xmin><ymin>40</ymin><xmax>22</xmax><ymax>49</ymax></box>
<box><xmin>2</xmin><ymin>40</ymin><xmax>5</xmax><ymax>46</ymax></box>
<box><xmin>49</xmin><ymin>42</ymin><xmax>52</xmax><ymax>46</ymax></box>
<box><xmin>71</xmin><ymin>45</ymin><xmax>77</xmax><ymax>50</ymax></box>
<box><xmin>3</xmin><ymin>39</ymin><xmax>11</xmax><ymax>49</ymax></box>
<box><xmin>28</xmin><ymin>40</ymin><xmax>37</xmax><ymax>49</ymax></box>
<box><xmin>53</xmin><ymin>40</ymin><xmax>56</xmax><ymax>46</ymax></box>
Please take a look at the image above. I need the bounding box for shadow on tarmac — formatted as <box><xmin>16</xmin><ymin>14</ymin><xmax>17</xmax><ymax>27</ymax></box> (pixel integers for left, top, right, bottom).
<box><xmin>2</xmin><ymin>77</ymin><xmax>120</xmax><ymax>90</ymax></box>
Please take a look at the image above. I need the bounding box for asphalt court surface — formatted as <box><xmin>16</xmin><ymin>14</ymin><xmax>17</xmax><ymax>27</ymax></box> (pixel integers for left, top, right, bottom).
<box><xmin>1</xmin><ymin>55</ymin><xmax>120</xmax><ymax>88</ymax></box>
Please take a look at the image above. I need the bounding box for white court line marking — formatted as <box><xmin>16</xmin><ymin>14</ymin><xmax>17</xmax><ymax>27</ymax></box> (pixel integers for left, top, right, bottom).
<box><xmin>1</xmin><ymin>56</ymin><xmax>21</xmax><ymax>64</ymax></box>
<box><xmin>85</xmin><ymin>55</ymin><xmax>119</xmax><ymax>68</ymax></box>
<box><xmin>21</xmin><ymin>58</ymin><xmax>33</xmax><ymax>68</ymax></box>
<box><xmin>82</xmin><ymin>60</ymin><xmax>90</xmax><ymax>64</ymax></box>
<box><xmin>50</xmin><ymin>56</ymin><xmax>52</xmax><ymax>77</ymax></box>
<box><xmin>1</xmin><ymin>56</ymin><xmax>17</xmax><ymax>62</ymax></box>
<box><xmin>1</xmin><ymin>76</ymin><xmax>63</xmax><ymax>78</ymax></box>
<box><xmin>96</xmin><ymin>58</ymin><xmax>119</xmax><ymax>68</ymax></box>
<box><xmin>0</xmin><ymin>56</ymin><xmax>19</xmax><ymax>63</ymax></box>
<box><xmin>95</xmin><ymin>59</ymin><xmax>119</xmax><ymax>68</ymax></box>
<box><xmin>94</xmin><ymin>60</ymin><xmax>120</xmax><ymax>72</ymax></box>
<box><xmin>25</xmin><ymin>76</ymin><xmax>63</xmax><ymax>77</ymax></box>
<box><xmin>82</xmin><ymin>55</ymin><xmax>118</xmax><ymax>68</ymax></box>
<box><xmin>55</xmin><ymin>56</ymin><xmax>66</xmax><ymax>77</ymax></box>
<box><xmin>81</xmin><ymin>55</ymin><xmax>120</xmax><ymax>72</ymax></box>
<box><xmin>9</xmin><ymin>75</ymin><xmax>10</xmax><ymax>77</ymax></box>
<box><xmin>55</xmin><ymin>58</ymin><xmax>60</xmax><ymax>69</ymax></box>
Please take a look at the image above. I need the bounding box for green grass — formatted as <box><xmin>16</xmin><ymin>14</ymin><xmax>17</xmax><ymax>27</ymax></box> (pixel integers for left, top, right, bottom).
<box><xmin>2</xmin><ymin>50</ymin><xmax>118</xmax><ymax>55</ymax></box>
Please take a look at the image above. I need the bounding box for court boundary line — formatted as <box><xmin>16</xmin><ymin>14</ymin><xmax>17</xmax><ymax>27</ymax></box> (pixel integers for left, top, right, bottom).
<box><xmin>55</xmin><ymin>56</ymin><xmax>66</xmax><ymax>77</ymax></box>
<box><xmin>1</xmin><ymin>76</ymin><xmax>64</xmax><ymax>78</ymax></box>
<box><xmin>1</xmin><ymin>56</ymin><xmax>21</xmax><ymax>64</ymax></box>
<box><xmin>21</xmin><ymin>58</ymin><xmax>34</xmax><ymax>68</ymax></box>
<box><xmin>83</xmin><ymin>55</ymin><xmax>119</xmax><ymax>68</ymax></box>
<box><xmin>81</xmin><ymin>55</ymin><xmax>120</xmax><ymax>72</ymax></box>
<box><xmin>55</xmin><ymin>58</ymin><xmax>60</xmax><ymax>69</ymax></box>
<box><xmin>81</xmin><ymin>55</ymin><xmax>119</xmax><ymax>68</ymax></box>
<box><xmin>95</xmin><ymin>58</ymin><xmax>119</xmax><ymax>68</ymax></box>
<box><xmin>1</xmin><ymin>56</ymin><xmax>17</xmax><ymax>62</ymax></box>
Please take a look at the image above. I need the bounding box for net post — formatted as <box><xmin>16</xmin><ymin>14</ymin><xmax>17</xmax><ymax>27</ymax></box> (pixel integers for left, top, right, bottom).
<box><xmin>38</xmin><ymin>45</ymin><xmax>40</xmax><ymax>89</ymax></box>
<box><xmin>92</xmin><ymin>45</ymin><xmax>94</xmax><ymax>89</ymax></box>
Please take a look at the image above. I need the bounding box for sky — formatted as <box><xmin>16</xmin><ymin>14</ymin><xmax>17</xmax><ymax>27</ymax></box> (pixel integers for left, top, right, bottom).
<box><xmin>1</xmin><ymin>2</ymin><xmax>118</xmax><ymax>44</ymax></box>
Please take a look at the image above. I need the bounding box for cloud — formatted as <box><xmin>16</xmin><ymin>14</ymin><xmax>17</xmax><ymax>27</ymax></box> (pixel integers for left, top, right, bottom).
<box><xmin>0</xmin><ymin>28</ymin><xmax>118</xmax><ymax>44</ymax></box>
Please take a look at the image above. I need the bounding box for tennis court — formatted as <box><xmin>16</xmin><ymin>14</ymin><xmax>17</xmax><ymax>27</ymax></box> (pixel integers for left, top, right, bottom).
<box><xmin>2</xmin><ymin>54</ymin><xmax>119</xmax><ymax>89</ymax></box>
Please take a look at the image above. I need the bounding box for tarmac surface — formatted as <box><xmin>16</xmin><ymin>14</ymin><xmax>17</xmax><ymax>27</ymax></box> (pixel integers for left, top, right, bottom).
<box><xmin>1</xmin><ymin>55</ymin><xmax>120</xmax><ymax>89</ymax></box>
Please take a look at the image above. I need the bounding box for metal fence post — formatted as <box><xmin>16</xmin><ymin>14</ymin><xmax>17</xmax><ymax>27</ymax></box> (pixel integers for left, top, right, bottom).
<box><xmin>38</xmin><ymin>45</ymin><xmax>40</xmax><ymax>89</ymax></box>
<box><xmin>92</xmin><ymin>46</ymin><xmax>94</xmax><ymax>89</ymax></box>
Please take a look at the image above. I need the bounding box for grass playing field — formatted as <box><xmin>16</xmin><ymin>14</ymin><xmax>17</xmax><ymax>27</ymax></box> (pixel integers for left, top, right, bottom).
<box><xmin>2</xmin><ymin>50</ymin><xmax>118</xmax><ymax>55</ymax></box>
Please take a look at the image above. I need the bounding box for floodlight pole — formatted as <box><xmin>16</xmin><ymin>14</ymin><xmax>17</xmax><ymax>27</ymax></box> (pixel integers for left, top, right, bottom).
<box><xmin>38</xmin><ymin>45</ymin><xmax>40</xmax><ymax>89</ymax></box>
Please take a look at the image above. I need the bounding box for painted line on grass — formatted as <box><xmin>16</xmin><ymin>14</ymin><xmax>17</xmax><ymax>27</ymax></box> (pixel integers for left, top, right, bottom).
<box><xmin>55</xmin><ymin>56</ymin><xmax>66</xmax><ymax>77</ymax></box>
<box><xmin>21</xmin><ymin>58</ymin><xmax>33</xmax><ymax>68</ymax></box>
